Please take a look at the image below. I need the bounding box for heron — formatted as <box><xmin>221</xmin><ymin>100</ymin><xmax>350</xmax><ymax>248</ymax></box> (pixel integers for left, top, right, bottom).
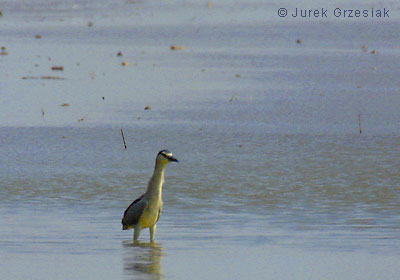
<box><xmin>122</xmin><ymin>150</ymin><xmax>178</xmax><ymax>243</ymax></box>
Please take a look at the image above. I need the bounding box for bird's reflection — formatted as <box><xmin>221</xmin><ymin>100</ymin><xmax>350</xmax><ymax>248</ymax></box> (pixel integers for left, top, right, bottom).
<box><xmin>122</xmin><ymin>241</ymin><xmax>163</xmax><ymax>279</ymax></box>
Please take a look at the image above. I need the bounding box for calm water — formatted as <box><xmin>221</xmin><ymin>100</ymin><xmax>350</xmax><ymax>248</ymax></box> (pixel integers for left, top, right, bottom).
<box><xmin>1</xmin><ymin>0</ymin><xmax>400</xmax><ymax>279</ymax></box>
<box><xmin>1</xmin><ymin>127</ymin><xmax>399</xmax><ymax>279</ymax></box>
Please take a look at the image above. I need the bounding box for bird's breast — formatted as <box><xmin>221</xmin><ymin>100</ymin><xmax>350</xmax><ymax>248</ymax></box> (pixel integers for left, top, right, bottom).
<box><xmin>138</xmin><ymin>199</ymin><xmax>162</xmax><ymax>228</ymax></box>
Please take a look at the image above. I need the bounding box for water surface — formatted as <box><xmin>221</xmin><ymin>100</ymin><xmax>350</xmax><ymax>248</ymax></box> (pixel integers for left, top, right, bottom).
<box><xmin>1</xmin><ymin>0</ymin><xmax>400</xmax><ymax>279</ymax></box>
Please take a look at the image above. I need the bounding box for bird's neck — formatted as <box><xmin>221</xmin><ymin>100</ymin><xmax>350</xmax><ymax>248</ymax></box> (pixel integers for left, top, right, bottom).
<box><xmin>146</xmin><ymin>163</ymin><xmax>166</xmax><ymax>200</ymax></box>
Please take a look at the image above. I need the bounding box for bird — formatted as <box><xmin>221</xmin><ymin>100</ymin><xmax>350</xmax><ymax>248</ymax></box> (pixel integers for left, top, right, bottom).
<box><xmin>122</xmin><ymin>150</ymin><xmax>178</xmax><ymax>243</ymax></box>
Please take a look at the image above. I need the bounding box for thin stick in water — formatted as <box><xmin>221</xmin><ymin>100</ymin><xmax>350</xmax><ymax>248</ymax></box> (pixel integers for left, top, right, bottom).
<box><xmin>358</xmin><ymin>114</ymin><xmax>362</xmax><ymax>134</ymax></box>
<box><xmin>121</xmin><ymin>128</ymin><xmax>127</xmax><ymax>149</ymax></box>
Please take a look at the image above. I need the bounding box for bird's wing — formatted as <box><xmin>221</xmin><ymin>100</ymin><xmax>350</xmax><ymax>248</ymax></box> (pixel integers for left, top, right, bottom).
<box><xmin>122</xmin><ymin>194</ymin><xmax>147</xmax><ymax>228</ymax></box>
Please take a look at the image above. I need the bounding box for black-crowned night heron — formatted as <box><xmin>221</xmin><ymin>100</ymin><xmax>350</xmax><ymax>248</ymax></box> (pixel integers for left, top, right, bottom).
<box><xmin>122</xmin><ymin>150</ymin><xmax>178</xmax><ymax>243</ymax></box>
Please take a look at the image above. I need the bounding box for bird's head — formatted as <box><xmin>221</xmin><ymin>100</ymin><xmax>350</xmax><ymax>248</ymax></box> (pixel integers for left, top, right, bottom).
<box><xmin>156</xmin><ymin>150</ymin><xmax>179</xmax><ymax>165</ymax></box>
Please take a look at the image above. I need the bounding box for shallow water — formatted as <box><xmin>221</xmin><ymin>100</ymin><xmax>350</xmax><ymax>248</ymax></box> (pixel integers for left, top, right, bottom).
<box><xmin>1</xmin><ymin>127</ymin><xmax>399</xmax><ymax>279</ymax></box>
<box><xmin>1</xmin><ymin>0</ymin><xmax>400</xmax><ymax>279</ymax></box>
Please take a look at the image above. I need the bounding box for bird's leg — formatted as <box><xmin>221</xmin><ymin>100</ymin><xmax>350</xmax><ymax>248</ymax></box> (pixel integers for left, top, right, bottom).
<box><xmin>133</xmin><ymin>226</ymin><xmax>141</xmax><ymax>243</ymax></box>
<box><xmin>149</xmin><ymin>224</ymin><xmax>156</xmax><ymax>243</ymax></box>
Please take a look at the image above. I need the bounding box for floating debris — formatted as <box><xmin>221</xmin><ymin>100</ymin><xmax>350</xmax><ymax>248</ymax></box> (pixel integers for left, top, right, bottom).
<box><xmin>235</xmin><ymin>74</ymin><xmax>241</xmax><ymax>78</ymax></box>
<box><xmin>358</xmin><ymin>114</ymin><xmax>362</xmax><ymax>135</ymax></box>
<box><xmin>229</xmin><ymin>93</ymin><xmax>238</xmax><ymax>102</ymax></box>
<box><xmin>361</xmin><ymin>45</ymin><xmax>367</xmax><ymax>52</ymax></box>
<box><xmin>117</xmin><ymin>51</ymin><xmax>123</xmax><ymax>57</ymax></box>
<box><xmin>35</xmin><ymin>34</ymin><xmax>41</xmax><ymax>39</ymax></box>
<box><xmin>170</xmin><ymin>45</ymin><xmax>185</xmax><ymax>50</ymax></box>
<box><xmin>121</xmin><ymin>61</ymin><xmax>129</xmax><ymax>66</ymax></box>
<box><xmin>207</xmin><ymin>1</ymin><xmax>212</xmax><ymax>8</ymax></box>
<box><xmin>0</xmin><ymin>9</ymin><xmax>3</xmax><ymax>16</ymax></box>
<box><xmin>41</xmin><ymin>108</ymin><xmax>45</xmax><ymax>117</ymax></box>
<box><xmin>370</xmin><ymin>50</ymin><xmax>377</xmax><ymax>54</ymax></box>
<box><xmin>0</xmin><ymin>46</ymin><xmax>7</xmax><ymax>55</ymax></box>
<box><xmin>296</xmin><ymin>39</ymin><xmax>302</xmax><ymax>44</ymax></box>
<box><xmin>144</xmin><ymin>106</ymin><xmax>151</xmax><ymax>110</ymax></box>
<box><xmin>77</xmin><ymin>115</ymin><xmax>87</xmax><ymax>122</ymax></box>
<box><xmin>42</xmin><ymin>76</ymin><xmax>64</xmax><ymax>80</ymax></box>
<box><xmin>51</xmin><ymin>66</ymin><xmax>64</xmax><ymax>71</ymax></box>
<box><xmin>22</xmin><ymin>76</ymin><xmax>65</xmax><ymax>80</ymax></box>
<box><xmin>61</xmin><ymin>103</ymin><xmax>70</xmax><ymax>107</ymax></box>
<box><xmin>88</xmin><ymin>21</ymin><xmax>93</xmax><ymax>27</ymax></box>
<box><xmin>102</xmin><ymin>96</ymin><xmax>105</xmax><ymax>100</ymax></box>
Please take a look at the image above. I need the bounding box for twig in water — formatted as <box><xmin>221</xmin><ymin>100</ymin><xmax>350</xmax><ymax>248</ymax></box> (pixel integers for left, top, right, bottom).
<box><xmin>121</xmin><ymin>128</ymin><xmax>127</xmax><ymax>149</ymax></box>
<box><xmin>358</xmin><ymin>114</ymin><xmax>362</xmax><ymax>134</ymax></box>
